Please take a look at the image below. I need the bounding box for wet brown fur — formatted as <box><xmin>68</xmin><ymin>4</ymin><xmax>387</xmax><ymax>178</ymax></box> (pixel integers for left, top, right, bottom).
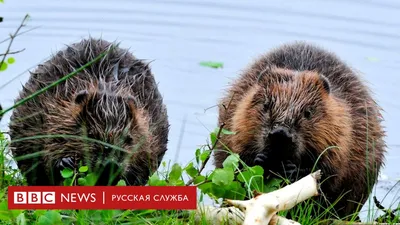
<box><xmin>213</xmin><ymin>42</ymin><xmax>386</xmax><ymax>219</ymax></box>
<box><xmin>9</xmin><ymin>38</ymin><xmax>170</xmax><ymax>186</ymax></box>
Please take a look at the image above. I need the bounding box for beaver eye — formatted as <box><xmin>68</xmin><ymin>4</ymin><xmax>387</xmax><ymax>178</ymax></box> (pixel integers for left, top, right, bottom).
<box><xmin>304</xmin><ymin>107</ymin><xmax>315</xmax><ymax>120</ymax></box>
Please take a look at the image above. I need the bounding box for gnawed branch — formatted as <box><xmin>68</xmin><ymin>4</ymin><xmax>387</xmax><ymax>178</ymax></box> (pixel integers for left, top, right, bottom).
<box><xmin>194</xmin><ymin>170</ymin><xmax>321</xmax><ymax>225</ymax></box>
<box><xmin>194</xmin><ymin>169</ymin><xmax>400</xmax><ymax>225</ymax></box>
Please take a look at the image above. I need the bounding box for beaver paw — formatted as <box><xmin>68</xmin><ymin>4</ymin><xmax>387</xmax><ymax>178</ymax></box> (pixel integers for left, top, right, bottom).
<box><xmin>55</xmin><ymin>157</ymin><xmax>75</xmax><ymax>170</ymax></box>
<box><xmin>254</xmin><ymin>153</ymin><xmax>268</xmax><ymax>166</ymax></box>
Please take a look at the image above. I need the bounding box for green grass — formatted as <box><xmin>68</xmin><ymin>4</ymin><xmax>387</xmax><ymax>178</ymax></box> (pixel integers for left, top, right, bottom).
<box><xmin>0</xmin><ymin>127</ymin><xmax>399</xmax><ymax>225</ymax></box>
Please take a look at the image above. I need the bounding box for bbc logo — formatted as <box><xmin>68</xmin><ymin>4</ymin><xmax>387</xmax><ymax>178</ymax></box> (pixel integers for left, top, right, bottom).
<box><xmin>14</xmin><ymin>192</ymin><xmax>56</xmax><ymax>204</ymax></box>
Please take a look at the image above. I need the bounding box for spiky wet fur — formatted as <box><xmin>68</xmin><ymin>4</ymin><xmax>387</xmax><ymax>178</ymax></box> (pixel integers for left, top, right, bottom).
<box><xmin>213</xmin><ymin>41</ymin><xmax>386</xmax><ymax>219</ymax></box>
<box><xmin>9</xmin><ymin>38</ymin><xmax>169</xmax><ymax>186</ymax></box>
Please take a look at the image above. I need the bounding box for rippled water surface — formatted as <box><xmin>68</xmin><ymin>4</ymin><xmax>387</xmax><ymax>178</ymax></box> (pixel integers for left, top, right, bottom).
<box><xmin>1</xmin><ymin>0</ymin><xmax>399</xmax><ymax>220</ymax></box>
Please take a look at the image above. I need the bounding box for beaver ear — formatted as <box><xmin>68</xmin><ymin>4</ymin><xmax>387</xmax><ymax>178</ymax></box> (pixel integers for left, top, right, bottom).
<box><xmin>319</xmin><ymin>75</ymin><xmax>331</xmax><ymax>94</ymax></box>
<box><xmin>74</xmin><ymin>90</ymin><xmax>89</xmax><ymax>105</ymax></box>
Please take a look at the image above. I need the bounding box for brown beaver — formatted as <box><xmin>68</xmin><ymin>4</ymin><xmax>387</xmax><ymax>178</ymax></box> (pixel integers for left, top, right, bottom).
<box><xmin>213</xmin><ymin>41</ymin><xmax>386</xmax><ymax>219</ymax></box>
<box><xmin>8</xmin><ymin>38</ymin><xmax>170</xmax><ymax>186</ymax></box>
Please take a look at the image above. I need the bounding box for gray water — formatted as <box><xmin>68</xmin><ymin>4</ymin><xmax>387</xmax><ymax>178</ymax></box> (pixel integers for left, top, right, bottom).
<box><xmin>1</xmin><ymin>0</ymin><xmax>399</xmax><ymax>221</ymax></box>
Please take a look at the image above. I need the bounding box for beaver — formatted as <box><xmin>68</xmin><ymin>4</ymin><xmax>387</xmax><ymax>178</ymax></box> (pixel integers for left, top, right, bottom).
<box><xmin>213</xmin><ymin>41</ymin><xmax>386</xmax><ymax>219</ymax></box>
<box><xmin>8</xmin><ymin>38</ymin><xmax>170</xmax><ymax>186</ymax></box>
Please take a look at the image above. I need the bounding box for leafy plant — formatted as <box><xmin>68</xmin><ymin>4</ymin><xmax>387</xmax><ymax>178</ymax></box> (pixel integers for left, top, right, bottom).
<box><xmin>144</xmin><ymin>127</ymin><xmax>284</xmax><ymax>204</ymax></box>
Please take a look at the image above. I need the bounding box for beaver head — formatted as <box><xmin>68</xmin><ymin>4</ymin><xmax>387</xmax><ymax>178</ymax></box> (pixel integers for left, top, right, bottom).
<box><xmin>230</xmin><ymin>68</ymin><xmax>352</xmax><ymax>178</ymax></box>
<box><xmin>46</xmin><ymin>82</ymin><xmax>152</xmax><ymax>186</ymax></box>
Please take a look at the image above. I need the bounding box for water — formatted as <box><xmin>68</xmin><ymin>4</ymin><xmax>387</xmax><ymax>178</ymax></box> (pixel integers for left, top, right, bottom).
<box><xmin>1</xmin><ymin>0</ymin><xmax>399</xmax><ymax>221</ymax></box>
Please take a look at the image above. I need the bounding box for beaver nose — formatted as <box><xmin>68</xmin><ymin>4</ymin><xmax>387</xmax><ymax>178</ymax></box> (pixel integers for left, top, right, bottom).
<box><xmin>268</xmin><ymin>127</ymin><xmax>293</xmax><ymax>144</ymax></box>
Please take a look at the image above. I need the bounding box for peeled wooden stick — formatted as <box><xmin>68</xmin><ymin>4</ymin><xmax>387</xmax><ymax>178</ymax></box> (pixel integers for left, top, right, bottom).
<box><xmin>226</xmin><ymin>170</ymin><xmax>322</xmax><ymax>225</ymax></box>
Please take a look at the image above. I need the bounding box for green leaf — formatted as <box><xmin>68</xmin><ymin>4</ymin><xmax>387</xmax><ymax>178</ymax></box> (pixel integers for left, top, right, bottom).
<box><xmin>84</xmin><ymin>173</ymin><xmax>97</xmax><ymax>186</ymax></box>
<box><xmin>199</xmin><ymin>61</ymin><xmax>224</xmax><ymax>69</ymax></box>
<box><xmin>77</xmin><ymin>178</ymin><xmax>86</xmax><ymax>186</ymax></box>
<box><xmin>117</xmin><ymin>180</ymin><xmax>126</xmax><ymax>186</ymax></box>
<box><xmin>197</xmin><ymin>182</ymin><xmax>212</xmax><ymax>193</ymax></box>
<box><xmin>156</xmin><ymin>180</ymin><xmax>168</xmax><ymax>186</ymax></box>
<box><xmin>237</xmin><ymin>166</ymin><xmax>264</xmax><ymax>184</ymax></box>
<box><xmin>236</xmin><ymin>166</ymin><xmax>266</xmax><ymax>192</ymax></box>
<box><xmin>221</xmin><ymin>128</ymin><xmax>236</xmax><ymax>135</ymax></box>
<box><xmin>200</xmin><ymin>150</ymin><xmax>211</xmax><ymax>162</ymax></box>
<box><xmin>249</xmin><ymin>165</ymin><xmax>264</xmax><ymax>176</ymax></box>
<box><xmin>210</xmin><ymin>183</ymin><xmax>226</xmax><ymax>198</ymax></box>
<box><xmin>207</xmin><ymin>171</ymin><xmax>214</xmax><ymax>184</ymax></box>
<box><xmin>193</xmin><ymin>175</ymin><xmax>206</xmax><ymax>185</ymax></box>
<box><xmin>195</xmin><ymin>148</ymin><xmax>201</xmax><ymax>164</ymax></box>
<box><xmin>16</xmin><ymin>212</ymin><xmax>27</xmax><ymax>225</ymax></box>
<box><xmin>148</xmin><ymin>172</ymin><xmax>160</xmax><ymax>186</ymax></box>
<box><xmin>211</xmin><ymin>168</ymin><xmax>234</xmax><ymax>186</ymax></box>
<box><xmin>237</xmin><ymin>170</ymin><xmax>252</xmax><ymax>183</ymax></box>
<box><xmin>0</xmin><ymin>0</ymin><xmax>4</xmax><ymax>3</ymax></box>
<box><xmin>63</xmin><ymin>178</ymin><xmax>72</xmax><ymax>186</ymax></box>
<box><xmin>0</xmin><ymin>201</ymin><xmax>11</xmax><ymax>221</ymax></box>
<box><xmin>61</xmin><ymin>168</ymin><xmax>74</xmax><ymax>178</ymax></box>
<box><xmin>210</xmin><ymin>132</ymin><xmax>217</xmax><ymax>146</ymax></box>
<box><xmin>222</xmin><ymin>153</ymin><xmax>240</xmax><ymax>170</ymax></box>
<box><xmin>37</xmin><ymin>210</ymin><xmax>62</xmax><ymax>225</ymax></box>
<box><xmin>0</xmin><ymin>62</ymin><xmax>7</xmax><ymax>71</ymax></box>
<box><xmin>264</xmin><ymin>177</ymin><xmax>283</xmax><ymax>193</ymax></box>
<box><xmin>148</xmin><ymin>172</ymin><xmax>168</xmax><ymax>186</ymax></box>
<box><xmin>7</xmin><ymin>57</ymin><xmax>15</xmax><ymax>64</ymax></box>
<box><xmin>33</xmin><ymin>210</ymin><xmax>46</xmax><ymax>218</ymax></box>
<box><xmin>224</xmin><ymin>181</ymin><xmax>246</xmax><ymax>200</ymax></box>
<box><xmin>184</xmin><ymin>162</ymin><xmax>198</xmax><ymax>178</ymax></box>
<box><xmin>168</xmin><ymin>163</ymin><xmax>182</xmax><ymax>182</ymax></box>
<box><xmin>237</xmin><ymin>165</ymin><xmax>264</xmax><ymax>182</ymax></box>
<box><xmin>171</xmin><ymin>180</ymin><xmax>185</xmax><ymax>186</ymax></box>
<box><xmin>78</xmin><ymin>166</ymin><xmax>88</xmax><ymax>173</ymax></box>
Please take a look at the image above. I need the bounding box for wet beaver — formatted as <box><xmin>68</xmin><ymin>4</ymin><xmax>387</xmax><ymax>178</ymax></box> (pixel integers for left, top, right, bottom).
<box><xmin>213</xmin><ymin>42</ymin><xmax>386</xmax><ymax>219</ymax></box>
<box><xmin>9</xmin><ymin>38</ymin><xmax>170</xmax><ymax>186</ymax></box>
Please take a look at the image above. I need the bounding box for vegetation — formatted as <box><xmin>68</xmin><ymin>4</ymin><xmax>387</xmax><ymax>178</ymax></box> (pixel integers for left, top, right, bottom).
<box><xmin>0</xmin><ymin>123</ymin><xmax>286</xmax><ymax>225</ymax></box>
<box><xmin>0</xmin><ymin>125</ymin><xmax>399</xmax><ymax>224</ymax></box>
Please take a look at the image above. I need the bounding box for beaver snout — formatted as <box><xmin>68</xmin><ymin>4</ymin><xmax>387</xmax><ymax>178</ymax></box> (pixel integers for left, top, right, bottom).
<box><xmin>268</xmin><ymin>126</ymin><xmax>293</xmax><ymax>144</ymax></box>
<box><xmin>268</xmin><ymin>126</ymin><xmax>296</xmax><ymax>157</ymax></box>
